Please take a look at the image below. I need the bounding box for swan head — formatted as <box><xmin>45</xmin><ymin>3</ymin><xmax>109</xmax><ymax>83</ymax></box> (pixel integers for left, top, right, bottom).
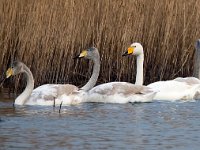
<box><xmin>6</xmin><ymin>61</ymin><xmax>24</xmax><ymax>78</ymax></box>
<box><xmin>122</xmin><ymin>42</ymin><xmax>143</xmax><ymax>56</ymax></box>
<box><xmin>73</xmin><ymin>47</ymin><xmax>99</xmax><ymax>60</ymax></box>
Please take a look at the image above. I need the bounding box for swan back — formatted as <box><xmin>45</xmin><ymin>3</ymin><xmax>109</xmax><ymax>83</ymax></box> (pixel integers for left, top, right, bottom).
<box><xmin>174</xmin><ymin>77</ymin><xmax>200</xmax><ymax>85</ymax></box>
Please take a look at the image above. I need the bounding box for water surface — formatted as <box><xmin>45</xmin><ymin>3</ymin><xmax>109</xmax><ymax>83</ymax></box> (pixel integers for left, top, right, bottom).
<box><xmin>0</xmin><ymin>95</ymin><xmax>200</xmax><ymax>150</ymax></box>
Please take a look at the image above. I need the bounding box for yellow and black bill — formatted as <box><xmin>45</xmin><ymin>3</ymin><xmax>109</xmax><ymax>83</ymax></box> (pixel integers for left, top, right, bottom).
<box><xmin>73</xmin><ymin>50</ymin><xmax>87</xmax><ymax>59</ymax></box>
<box><xmin>0</xmin><ymin>68</ymin><xmax>13</xmax><ymax>86</ymax></box>
<box><xmin>6</xmin><ymin>68</ymin><xmax>13</xmax><ymax>78</ymax></box>
<box><xmin>122</xmin><ymin>47</ymin><xmax>134</xmax><ymax>56</ymax></box>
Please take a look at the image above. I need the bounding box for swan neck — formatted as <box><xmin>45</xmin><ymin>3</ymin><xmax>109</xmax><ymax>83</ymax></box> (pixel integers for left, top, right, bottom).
<box><xmin>81</xmin><ymin>57</ymin><xmax>100</xmax><ymax>91</ymax></box>
<box><xmin>135</xmin><ymin>54</ymin><xmax>144</xmax><ymax>85</ymax></box>
<box><xmin>193</xmin><ymin>39</ymin><xmax>200</xmax><ymax>79</ymax></box>
<box><xmin>15</xmin><ymin>65</ymin><xmax>34</xmax><ymax>105</ymax></box>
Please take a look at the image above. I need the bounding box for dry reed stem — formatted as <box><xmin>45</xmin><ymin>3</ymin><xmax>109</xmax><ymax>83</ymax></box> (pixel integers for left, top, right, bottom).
<box><xmin>0</xmin><ymin>0</ymin><xmax>200</xmax><ymax>91</ymax></box>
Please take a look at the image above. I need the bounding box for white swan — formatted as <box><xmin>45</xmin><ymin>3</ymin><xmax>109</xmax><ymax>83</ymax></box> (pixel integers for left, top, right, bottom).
<box><xmin>82</xmin><ymin>43</ymin><xmax>157</xmax><ymax>104</ymax></box>
<box><xmin>5</xmin><ymin>47</ymin><xmax>100</xmax><ymax>105</ymax></box>
<box><xmin>123</xmin><ymin>42</ymin><xmax>200</xmax><ymax>101</ymax></box>
<box><xmin>148</xmin><ymin>79</ymin><xmax>200</xmax><ymax>101</ymax></box>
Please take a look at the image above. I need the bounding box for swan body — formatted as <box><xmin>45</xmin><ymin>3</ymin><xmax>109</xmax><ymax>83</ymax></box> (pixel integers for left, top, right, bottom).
<box><xmin>6</xmin><ymin>47</ymin><xmax>100</xmax><ymax>105</ymax></box>
<box><xmin>147</xmin><ymin>79</ymin><xmax>200</xmax><ymax>101</ymax></box>
<box><xmin>17</xmin><ymin>84</ymin><xmax>84</xmax><ymax>105</ymax></box>
<box><xmin>84</xmin><ymin>82</ymin><xmax>157</xmax><ymax>103</ymax></box>
<box><xmin>12</xmin><ymin>65</ymin><xmax>83</xmax><ymax>106</ymax></box>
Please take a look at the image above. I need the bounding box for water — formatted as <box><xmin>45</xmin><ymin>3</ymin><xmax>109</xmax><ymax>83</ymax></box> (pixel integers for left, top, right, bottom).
<box><xmin>0</xmin><ymin>95</ymin><xmax>200</xmax><ymax>149</ymax></box>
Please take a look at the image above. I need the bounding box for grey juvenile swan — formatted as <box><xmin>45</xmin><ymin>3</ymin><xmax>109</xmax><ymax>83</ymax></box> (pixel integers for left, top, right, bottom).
<box><xmin>82</xmin><ymin>43</ymin><xmax>157</xmax><ymax>104</ymax></box>
<box><xmin>5</xmin><ymin>47</ymin><xmax>100</xmax><ymax>105</ymax></box>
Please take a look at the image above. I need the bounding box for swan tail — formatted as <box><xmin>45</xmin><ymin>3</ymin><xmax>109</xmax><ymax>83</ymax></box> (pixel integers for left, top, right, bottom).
<box><xmin>141</xmin><ymin>91</ymin><xmax>157</xmax><ymax>102</ymax></box>
<box><xmin>129</xmin><ymin>91</ymin><xmax>157</xmax><ymax>103</ymax></box>
<box><xmin>181</xmin><ymin>84</ymin><xmax>200</xmax><ymax>100</ymax></box>
<box><xmin>191</xmin><ymin>85</ymin><xmax>200</xmax><ymax>100</ymax></box>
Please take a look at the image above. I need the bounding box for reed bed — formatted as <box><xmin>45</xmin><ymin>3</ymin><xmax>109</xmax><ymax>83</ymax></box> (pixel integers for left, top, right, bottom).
<box><xmin>0</xmin><ymin>0</ymin><xmax>200</xmax><ymax>91</ymax></box>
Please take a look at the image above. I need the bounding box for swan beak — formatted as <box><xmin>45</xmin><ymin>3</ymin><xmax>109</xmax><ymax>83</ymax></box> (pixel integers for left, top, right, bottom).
<box><xmin>6</xmin><ymin>68</ymin><xmax>13</xmax><ymax>78</ymax></box>
<box><xmin>122</xmin><ymin>51</ymin><xmax>128</xmax><ymax>56</ymax></box>
<box><xmin>122</xmin><ymin>47</ymin><xmax>134</xmax><ymax>56</ymax></box>
<box><xmin>73</xmin><ymin>50</ymin><xmax>87</xmax><ymax>59</ymax></box>
<box><xmin>79</xmin><ymin>50</ymin><xmax>87</xmax><ymax>58</ymax></box>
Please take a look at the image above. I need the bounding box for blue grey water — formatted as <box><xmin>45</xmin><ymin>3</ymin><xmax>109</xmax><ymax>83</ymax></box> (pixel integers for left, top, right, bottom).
<box><xmin>0</xmin><ymin>96</ymin><xmax>200</xmax><ymax>150</ymax></box>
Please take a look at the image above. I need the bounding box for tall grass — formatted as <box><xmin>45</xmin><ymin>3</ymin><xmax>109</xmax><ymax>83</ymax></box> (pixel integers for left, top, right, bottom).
<box><xmin>0</xmin><ymin>0</ymin><xmax>200</xmax><ymax>90</ymax></box>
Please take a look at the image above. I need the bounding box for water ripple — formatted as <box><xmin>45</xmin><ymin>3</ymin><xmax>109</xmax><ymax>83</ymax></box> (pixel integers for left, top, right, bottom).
<box><xmin>0</xmin><ymin>100</ymin><xmax>200</xmax><ymax>149</ymax></box>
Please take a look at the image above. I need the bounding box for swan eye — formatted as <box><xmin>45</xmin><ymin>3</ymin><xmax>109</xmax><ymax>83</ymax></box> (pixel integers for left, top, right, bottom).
<box><xmin>6</xmin><ymin>68</ymin><xmax>13</xmax><ymax>78</ymax></box>
<box><xmin>79</xmin><ymin>50</ymin><xmax>87</xmax><ymax>57</ymax></box>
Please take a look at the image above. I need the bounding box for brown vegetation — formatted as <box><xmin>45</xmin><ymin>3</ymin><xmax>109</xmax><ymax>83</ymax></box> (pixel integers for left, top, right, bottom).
<box><xmin>0</xmin><ymin>0</ymin><xmax>200</xmax><ymax>90</ymax></box>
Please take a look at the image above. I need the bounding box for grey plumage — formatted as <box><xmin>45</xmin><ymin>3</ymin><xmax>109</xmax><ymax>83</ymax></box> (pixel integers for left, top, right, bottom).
<box><xmin>193</xmin><ymin>39</ymin><xmax>200</xmax><ymax>79</ymax></box>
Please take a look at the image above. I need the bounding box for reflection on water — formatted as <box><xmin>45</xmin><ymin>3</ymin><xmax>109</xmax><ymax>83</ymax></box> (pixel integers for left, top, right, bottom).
<box><xmin>0</xmin><ymin>92</ymin><xmax>200</xmax><ymax>149</ymax></box>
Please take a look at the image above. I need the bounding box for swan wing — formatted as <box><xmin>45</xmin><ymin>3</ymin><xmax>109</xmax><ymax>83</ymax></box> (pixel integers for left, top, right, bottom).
<box><xmin>174</xmin><ymin>77</ymin><xmax>200</xmax><ymax>85</ymax></box>
<box><xmin>89</xmin><ymin>82</ymin><xmax>142</xmax><ymax>95</ymax></box>
<box><xmin>85</xmin><ymin>82</ymin><xmax>156</xmax><ymax>103</ymax></box>
<box><xmin>27</xmin><ymin>84</ymin><xmax>79</xmax><ymax>105</ymax></box>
